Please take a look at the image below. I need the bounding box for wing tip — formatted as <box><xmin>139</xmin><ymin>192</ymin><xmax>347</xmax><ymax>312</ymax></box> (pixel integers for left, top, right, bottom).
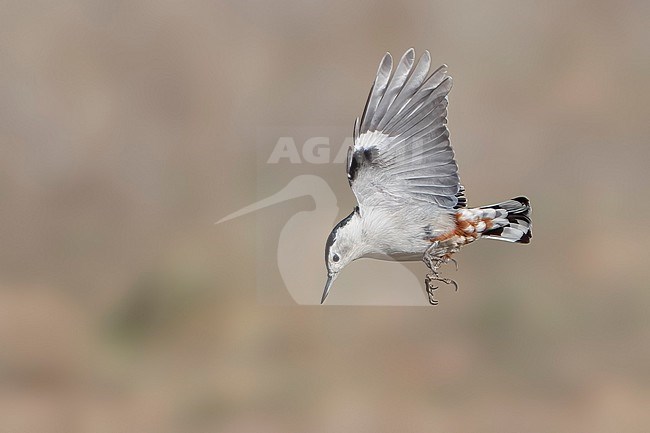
<box><xmin>380</xmin><ymin>52</ymin><xmax>393</xmax><ymax>68</ymax></box>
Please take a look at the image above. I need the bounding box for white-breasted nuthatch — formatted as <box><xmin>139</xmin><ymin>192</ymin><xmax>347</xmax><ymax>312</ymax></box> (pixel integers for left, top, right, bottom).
<box><xmin>323</xmin><ymin>49</ymin><xmax>532</xmax><ymax>305</ymax></box>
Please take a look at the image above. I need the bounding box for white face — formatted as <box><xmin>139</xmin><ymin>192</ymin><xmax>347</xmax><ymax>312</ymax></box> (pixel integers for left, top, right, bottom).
<box><xmin>325</xmin><ymin>215</ymin><xmax>361</xmax><ymax>276</ymax></box>
<box><xmin>322</xmin><ymin>211</ymin><xmax>362</xmax><ymax>303</ymax></box>
<box><xmin>326</xmin><ymin>239</ymin><xmax>350</xmax><ymax>276</ymax></box>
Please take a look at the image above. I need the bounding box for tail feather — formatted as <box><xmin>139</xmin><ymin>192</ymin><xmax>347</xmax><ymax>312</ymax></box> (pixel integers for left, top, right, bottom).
<box><xmin>482</xmin><ymin>196</ymin><xmax>532</xmax><ymax>244</ymax></box>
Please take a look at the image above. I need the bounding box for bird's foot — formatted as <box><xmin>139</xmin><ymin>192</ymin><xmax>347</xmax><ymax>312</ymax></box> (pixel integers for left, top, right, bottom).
<box><xmin>425</xmin><ymin>273</ymin><xmax>440</xmax><ymax>306</ymax></box>
<box><xmin>424</xmin><ymin>271</ymin><xmax>459</xmax><ymax>306</ymax></box>
<box><xmin>423</xmin><ymin>243</ymin><xmax>460</xmax><ymax>306</ymax></box>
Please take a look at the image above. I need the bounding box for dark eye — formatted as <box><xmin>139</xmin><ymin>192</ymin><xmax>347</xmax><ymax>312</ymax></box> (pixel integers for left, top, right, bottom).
<box><xmin>332</xmin><ymin>253</ymin><xmax>340</xmax><ymax>263</ymax></box>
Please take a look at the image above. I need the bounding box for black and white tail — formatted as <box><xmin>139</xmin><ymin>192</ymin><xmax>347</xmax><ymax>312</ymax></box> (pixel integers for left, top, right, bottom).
<box><xmin>481</xmin><ymin>197</ymin><xmax>532</xmax><ymax>244</ymax></box>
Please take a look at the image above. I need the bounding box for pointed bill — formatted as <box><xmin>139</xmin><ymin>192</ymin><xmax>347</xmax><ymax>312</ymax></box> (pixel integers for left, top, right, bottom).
<box><xmin>321</xmin><ymin>275</ymin><xmax>334</xmax><ymax>304</ymax></box>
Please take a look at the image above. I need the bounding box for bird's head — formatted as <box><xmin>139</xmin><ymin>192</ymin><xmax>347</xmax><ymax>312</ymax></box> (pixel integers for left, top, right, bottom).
<box><xmin>322</xmin><ymin>208</ymin><xmax>364</xmax><ymax>304</ymax></box>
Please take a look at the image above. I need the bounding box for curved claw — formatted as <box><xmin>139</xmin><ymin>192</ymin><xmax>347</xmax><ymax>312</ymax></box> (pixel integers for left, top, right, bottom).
<box><xmin>441</xmin><ymin>278</ymin><xmax>459</xmax><ymax>292</ymax></box>
<box><xmin>448</xmin><ymin>258</ymin><xmax>459</xmax><ymax>271</ymax></box>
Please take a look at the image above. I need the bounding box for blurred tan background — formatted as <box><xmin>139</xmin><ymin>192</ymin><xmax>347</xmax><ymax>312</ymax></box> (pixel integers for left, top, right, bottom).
<box><xmin>2</xmin><ymin>0</ymin><xmax>650</xmax><ymax>431</ymax></box>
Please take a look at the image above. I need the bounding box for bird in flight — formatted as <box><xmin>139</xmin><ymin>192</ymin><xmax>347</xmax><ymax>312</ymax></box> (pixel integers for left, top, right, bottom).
<box><xmin>322</xmin><ymin>49</ymin><xmax>532</xmax><ymax>305</ymax></box>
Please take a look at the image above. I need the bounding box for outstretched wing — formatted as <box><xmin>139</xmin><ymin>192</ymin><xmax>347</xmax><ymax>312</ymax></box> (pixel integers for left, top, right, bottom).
<box><xmin>347</xmin><ymin>49</ymin><xmax>464</xmax><ymax>210</ymax></box>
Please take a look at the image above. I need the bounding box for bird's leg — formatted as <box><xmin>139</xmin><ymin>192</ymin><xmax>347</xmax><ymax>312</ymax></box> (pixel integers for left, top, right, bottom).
<box><xmin>422</xmin><ymin>241</ymin><xmax>460</xmax><ymax>306</ymax></box>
